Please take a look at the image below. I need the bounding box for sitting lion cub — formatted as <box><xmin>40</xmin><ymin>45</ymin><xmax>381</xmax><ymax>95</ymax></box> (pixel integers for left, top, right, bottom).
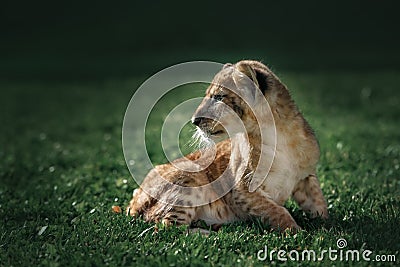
<box><xmin>127</xmin><ymin>60</ymin><xmax>328</xmax><ymax>231</ymax></box>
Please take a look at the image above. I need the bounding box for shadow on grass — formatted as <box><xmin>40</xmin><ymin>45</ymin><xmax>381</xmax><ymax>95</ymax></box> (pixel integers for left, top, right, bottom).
<box><xmin>321</xmin><ymin>210</ymin><xmax>400</xmax><ymax>252</ymax></box>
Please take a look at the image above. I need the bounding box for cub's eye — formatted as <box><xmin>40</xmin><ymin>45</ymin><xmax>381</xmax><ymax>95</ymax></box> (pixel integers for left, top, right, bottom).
<box><xmin>212</xmin><ymin>94</ymin><xmax>226</xmax><ymax>102</ymax></box>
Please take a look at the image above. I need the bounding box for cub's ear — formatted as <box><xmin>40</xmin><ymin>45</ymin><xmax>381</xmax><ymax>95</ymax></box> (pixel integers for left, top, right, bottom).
<box><xmin>236</xmin><ymin>63</ymin><xmax>259</xmax><ymax>89</ymax></box>
<box><xmin>223</xmin><ymin>63</ymin><xmax>233</xmax><ymax>69</ymax></box>
<box><xmin>232</xmin><ymin>62</ymin><xmax>269</xmax><ymax>105</ymax></box>
<box><xmin>235</xmin><ymin>62</ymin><xmax>269</xmax><ymax>95</ymax></box>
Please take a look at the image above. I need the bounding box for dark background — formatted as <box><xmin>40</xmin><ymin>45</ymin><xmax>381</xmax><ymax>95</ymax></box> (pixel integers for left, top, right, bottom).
<box><xmin>1</xmin><ymin>0</ymin><xmax>400</xmax><ymax>81</ymax></box>
<box><xmin>1</xmin><ymin>2</ymin><xmax>400</xmax><ymax>265</ymax></box>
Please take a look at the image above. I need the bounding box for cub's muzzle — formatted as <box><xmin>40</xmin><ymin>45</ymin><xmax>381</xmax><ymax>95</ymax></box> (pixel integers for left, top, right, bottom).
<box><xmin>191</xmin><ymin>116</ymin><xmax>205</xmax><ymax>127</ymax></box>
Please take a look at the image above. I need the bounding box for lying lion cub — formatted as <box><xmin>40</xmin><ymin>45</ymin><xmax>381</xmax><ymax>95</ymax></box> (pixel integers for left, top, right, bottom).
<box><xmin>127</xmin><ymin>60</ymin><xmax>328</xmax><ymax>231</ymax></box>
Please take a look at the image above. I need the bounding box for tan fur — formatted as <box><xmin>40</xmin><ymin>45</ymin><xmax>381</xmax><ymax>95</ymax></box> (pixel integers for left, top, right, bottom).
<box><xmin>127</xmin><ymin>60</ymin><xmax>328</xmax><ymax>231</ymax></box>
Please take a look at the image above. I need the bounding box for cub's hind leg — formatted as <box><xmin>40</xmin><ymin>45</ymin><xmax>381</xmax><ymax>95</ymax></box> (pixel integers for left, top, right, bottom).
<box><xmin>160</xmin><ymin>207</ymin><xmax>197</xmax><ymax>226</ymax></box>
<box><xmin>126</xmin><ymin>188</ymin><xmax>155</xmax><ymax>217</ymax></box>
<box><xmin>127</xmin><ymin>189</ymin><xmax>197</xmax><ymax>226</ymax></box>
<box><xmin>292</xmin><ymin>174</ymin><xmax>328</xmax><ymax>219</ymax></box>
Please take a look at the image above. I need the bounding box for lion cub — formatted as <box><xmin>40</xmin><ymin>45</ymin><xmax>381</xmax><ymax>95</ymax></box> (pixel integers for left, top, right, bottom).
<box><xmin>127</xmin><ymin>60</ymin><xmax>328</xmax><ymax>231</ymax></box>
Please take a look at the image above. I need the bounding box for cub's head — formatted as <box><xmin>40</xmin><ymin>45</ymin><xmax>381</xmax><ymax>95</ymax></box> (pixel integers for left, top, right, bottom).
<box><xmin>192</xmin><ymin>60</ymin><xmax>289</xmax><ymax>141</ymax></box>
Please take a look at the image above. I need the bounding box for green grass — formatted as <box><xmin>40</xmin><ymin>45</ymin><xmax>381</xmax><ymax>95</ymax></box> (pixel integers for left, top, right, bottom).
<box><xmin>1</xmin><ymin>71</ymin><xmax>399</xmax><ymax>266</ymax></box>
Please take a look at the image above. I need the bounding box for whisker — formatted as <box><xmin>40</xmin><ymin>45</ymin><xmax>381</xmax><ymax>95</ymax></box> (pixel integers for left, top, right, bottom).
<box><xmin>191</xmin><ymin>127</ymin><xmax>214</xmax><ymax>150</ymax></box>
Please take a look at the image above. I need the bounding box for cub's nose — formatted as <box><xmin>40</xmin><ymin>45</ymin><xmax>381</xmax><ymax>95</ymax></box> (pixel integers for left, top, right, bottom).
<box><xmin>191</xmin><ymin>117</ymin><xmax>205</xmax><ymax>126</ymax></box>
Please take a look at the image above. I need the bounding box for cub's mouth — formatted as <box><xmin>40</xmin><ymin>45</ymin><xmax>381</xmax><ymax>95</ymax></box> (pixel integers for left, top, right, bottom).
<box><xmin>192</xmin><ymin>116</ymin><xmax>227</xmax><ymax>137</ymax></box>
<box><xmin>209</xmin><ymin>129</ymin><xmax>224</xmax><ymax>136</ymax></box>
<box><xmin>196</xmin><ymin>125</ymin><xmax>225</xmax><ymax>136</ymax></box>
<box><xmin>200</xmin><ymin>125</ymin><xmax>226</xmax><ymax>139</ymax></box>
